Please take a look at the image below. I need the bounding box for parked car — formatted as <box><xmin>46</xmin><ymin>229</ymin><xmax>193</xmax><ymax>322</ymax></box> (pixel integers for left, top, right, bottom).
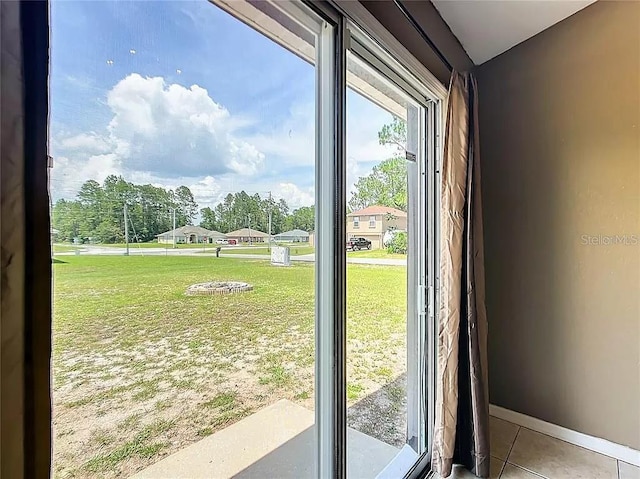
<box><xmin>227</xmin><ymin>239</ymin><xmax>237</xmax><ymax>245</ymax></box>
<box><xmin>215</xmin><ymin>238</ymin><xmax>228</xmax><ymax>245</ymax></box>
<box><xmin>347</xmin><ymin>237</ymin><xmax>372</xmax><ymax>251</ymax></box>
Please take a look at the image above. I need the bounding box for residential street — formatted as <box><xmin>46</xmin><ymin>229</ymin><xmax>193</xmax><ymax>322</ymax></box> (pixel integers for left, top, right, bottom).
<box><xmin>54</xmin><ymin>246</ymin><xmax>406</xmax><ymax>266</ymax></box>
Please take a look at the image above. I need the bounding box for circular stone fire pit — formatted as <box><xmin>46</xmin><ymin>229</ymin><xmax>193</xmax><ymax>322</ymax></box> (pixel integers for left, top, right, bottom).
<box><xmin>186</xmin><ymin>281</ymin><xmax>253</xmax><ymax>296</ymax></box>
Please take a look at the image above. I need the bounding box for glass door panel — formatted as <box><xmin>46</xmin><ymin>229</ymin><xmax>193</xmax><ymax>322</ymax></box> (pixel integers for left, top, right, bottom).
<box><xmin>49</xmin><ymin>1</ymin><xmax>332</xmax><ymax>477</ymax></box>
<box><xmin>345</xmin><ymin>47</ymin><xmax>428</xmax><ymax>478</ymax></box>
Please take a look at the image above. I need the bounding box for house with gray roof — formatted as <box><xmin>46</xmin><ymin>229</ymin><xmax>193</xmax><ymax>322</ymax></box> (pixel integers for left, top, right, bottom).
<box><xmin>274</xmin><ymin>229</ymin><xmax>310</xmax><ymax>243</ymax></box>
<box><xmin>157</xmin><ymin>226</ymin><xmax>227</xmax><ymax>244</ymax></box>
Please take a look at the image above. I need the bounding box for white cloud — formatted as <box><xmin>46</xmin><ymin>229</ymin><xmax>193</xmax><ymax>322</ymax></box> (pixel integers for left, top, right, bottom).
<box><xmin>275</xmin><ymin>182</ymin><xmax>314</xmax><ymax>209</ymax></box>
<box><xmin>104</xmin><ymin>74</ymin><xmax>264</xmax><ymax>177</ymax></box>
<box><xmin>60</xmin><ymin>132</ymin><xmax>112</xmax><ymax>155</ymax></box>
<box><xmin>50</xmin><ymin>154</ymin><xmax>121</xmax><ymax>196</ymax></box>
<box><xmin>184</xmin><ymin>176</ymin><xmax>223</xmax><ymax>207</ymax></box>
<box><xmin>52</xmin><ymin>74</ymin><xmax>269</xmax><ymax>203</ymax></box>
<box><xmin>51</xmin><ymin>75</ymin><xmax>396</xmax><ymax>213</ymax></box>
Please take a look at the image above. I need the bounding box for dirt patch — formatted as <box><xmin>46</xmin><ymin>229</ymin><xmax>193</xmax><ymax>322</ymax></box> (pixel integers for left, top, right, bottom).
<box><xmin>347</xmin><ymin>374</ymin><xmax>407</xmax><ymax>447</ymax></box>
<box><xmin>53</xmin><ymin>332</ymin><xmax>407</xmax><ymax>478</ymax></box>
<box><xmin>185</xmin><ymin>281</ymin><xmax>253</xmax><ymax>295</ymax></box>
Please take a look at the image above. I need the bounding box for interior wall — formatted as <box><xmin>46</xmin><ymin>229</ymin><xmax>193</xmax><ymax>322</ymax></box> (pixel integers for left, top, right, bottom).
<box><xmin>476</xmin><ymin>1</ymin><xmax>640</xmax><ymax>449</ymax></box>
<box><xmin>359</xmin><ymin>0</ymin><xmax>473</xmax><ymax>85</ymax></box>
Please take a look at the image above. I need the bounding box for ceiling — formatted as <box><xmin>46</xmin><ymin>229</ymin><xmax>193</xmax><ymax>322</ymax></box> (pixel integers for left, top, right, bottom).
<box><xmin>431</xmin><ymin>0</ymin><xmax>596</xmax><ymax>65</ymax></box>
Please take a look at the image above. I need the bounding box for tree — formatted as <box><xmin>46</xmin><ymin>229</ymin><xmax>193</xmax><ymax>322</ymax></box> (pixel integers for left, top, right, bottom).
<box><xmin>386</xmin><ymin>231</ymin><xmax>407</xmax><ymax>254</ymax></box>
<box><xmin>349</xmin><ymin>157</ymin><xmax>407</xmax><ymax>211</ymax></box>
<box><xmin>52</xmin><ymin>199</ymin><xmax>84</xmax><ymax>242</ymax></box>
<box><xmin>174</xmin><ymin>186</ymin><xmax>198</xmax><ymax>225</ymax></box>
<box><xmin>51</xmin><ymin>180</ymin><xmax>316</xmax><ymax>243</ymax></box>
<box><xmin>377</xmin><ymin>116</ymin><xmax>406</xmax><ymax>153</ymax></box>
<box><xmin>284</xmin><ymin>205</ymin><xmax>315</xmax><ymax>232</ymax></box>
<box><xmin>135</xmin><ymin>184</ymin><xmax>174</xmax><ymax>242</ymax></box>
<box><xmin>349</xmin><ymin>118</ymin><xmax>408</xmax><ymax>212</ymax></box>
<box><xmin>200</xmin><ymin>207</ymin><xmax>217</xmax><ymax>231</ymax></box>
<box><xmin>51</xmin><ymin>177</ymin><xmax>200</xmax><ymax>244</ymax></box>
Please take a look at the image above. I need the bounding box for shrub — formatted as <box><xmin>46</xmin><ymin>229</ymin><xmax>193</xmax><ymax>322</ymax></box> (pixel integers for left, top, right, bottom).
<box><xmin>386</xmin><ymin>231</ymin><xmax>407</xmax><ymax>254</ymax></box>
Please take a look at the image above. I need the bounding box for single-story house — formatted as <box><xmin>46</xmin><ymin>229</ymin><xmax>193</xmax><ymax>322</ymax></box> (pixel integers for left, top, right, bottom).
<box><xmin>346</xmin><ymin>205</ymin><xmax>407</xmax><ymax>249</ymax></box>
<box><xmin>206</xmin><ymin>230</ymin><xmax>228</xmax><ymax>243</ymax></box>
<box><xmin>226</xmin><ymin>227</ymin><xmax>269</xmax><ymax>244</ymax></box>
<box><xmin>274</xmin><ymin>229</ymin><xmax>310</xmax><ymax>243</ymax></box>
<box><xmin>157</xmin><ymin>226</ymin><xmax>225</xmax><ymax>244</ymax></box>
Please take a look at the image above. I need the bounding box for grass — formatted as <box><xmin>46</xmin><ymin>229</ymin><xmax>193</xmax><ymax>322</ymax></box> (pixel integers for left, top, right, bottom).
<box><xmin>259</xmin><ymin>365</ymin><xmax>293</xmax><ymax>387</ymax></box>
<box><xmin>84</xmin><ymin>419</ymin><xmax>173</xmax><ymax>473</ymax></box>
<box><xmin>347</xmin><ymin>383</ymin><xmax>365</xmax><ymax>400</ymax></box>
<box><xmin>53</xmin><ymin>255</ymin><xmax>407</xmax><ymax>477</ymax></box>
<box><xmin>348</xmin><ymin>249</ymin><xmax>406</xmax><ymax>260</ymax></box>
<box><xmin>203</xmin><ymin>392</ymin><xmax>237</xmax><ymax>411</ymax></box>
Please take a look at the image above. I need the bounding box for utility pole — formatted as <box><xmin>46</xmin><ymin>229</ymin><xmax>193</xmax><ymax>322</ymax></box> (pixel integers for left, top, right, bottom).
<box><xmin>124</xmin><ymin>204</ymin><xmax>129</xmax><ymax>256</ymax></box>
<box><xmin>172</xmin><ymin>208</ymin><xmax>177</xmax><ymax>249</ymax></box>
<box><xmin>268</xmin><ymin>191</ymin><xmax>272</xmax><ymax>249</ymax></box>
<box><xmin>248</xmin><ymin>214</ymin><xmax>252</xmax><ymax>245</ymax></box>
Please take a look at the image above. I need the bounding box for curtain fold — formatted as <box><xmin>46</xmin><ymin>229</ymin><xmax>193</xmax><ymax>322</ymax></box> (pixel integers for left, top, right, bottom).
<box><xmin>1</xmin><ymin>1</ymin><xmax>52</xmax><ymax>476</ymax></box>
<box><xmin>431</xmin><ymin>71</ymin><xmax>489</xmax><ymax>478</ymax></box>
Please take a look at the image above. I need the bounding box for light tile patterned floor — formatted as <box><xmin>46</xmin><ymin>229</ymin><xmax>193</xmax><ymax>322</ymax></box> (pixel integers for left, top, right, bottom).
<box><xmin>436</xmin><ymin>416</ymin><xmax>640</xmax><ymax>479</ymax></box>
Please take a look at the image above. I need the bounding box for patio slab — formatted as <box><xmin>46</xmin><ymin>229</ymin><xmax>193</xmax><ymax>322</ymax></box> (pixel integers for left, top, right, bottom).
<box><xmin>131</xmin><ymin>399</ymin><xmax>400</xmax><ymax>479</ymax></box>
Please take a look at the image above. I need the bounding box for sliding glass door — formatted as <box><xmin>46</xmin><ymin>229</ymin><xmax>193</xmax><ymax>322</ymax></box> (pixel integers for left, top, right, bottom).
<box><xmin>344</xmin><ymin>23</ymin><xmax>437</xmax><ymax>478</ymax></box>
<box><xmin>49</xmin><ymin>0</ymin><xmax>441</xmax><ymax>477</ymax></box>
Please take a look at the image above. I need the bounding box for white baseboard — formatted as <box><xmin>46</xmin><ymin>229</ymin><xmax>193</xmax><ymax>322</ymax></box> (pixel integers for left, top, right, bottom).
<box><xmin>489</xmin><ymin>404</ymin><xmax>640</xmax><ymax>467</ymax></box>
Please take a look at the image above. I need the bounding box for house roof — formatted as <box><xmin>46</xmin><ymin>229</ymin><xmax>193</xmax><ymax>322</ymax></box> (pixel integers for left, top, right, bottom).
<box><xmin>206</xmin><ymin>230</ymin><xmax>228</xmax><ymax>238</ymax></box>
<box><xmin>347</xmin><ymin>205</ymin><xmax>407</xmax><ymax>217</ymax></box>
<box><xmin>274</xmin><ymin>229</ymin><xmax>310</xmax><ymax>237</ymax></box>
<box><xmin>157</xmin><ymin>225</ymin><xmax>220</xmax><ymax>237</ymax></box>
<box><xmin>226</xmin><ymin>227</ymin><xmax>269</xmax><ymax>237</ymax></box>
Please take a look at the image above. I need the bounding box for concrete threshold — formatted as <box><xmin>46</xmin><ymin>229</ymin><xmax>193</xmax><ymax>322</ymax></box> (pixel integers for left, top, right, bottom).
<box><xmin>131</xmin><ymin>399</ymin><xmax>400</xmax><ymax>479</ymax></box>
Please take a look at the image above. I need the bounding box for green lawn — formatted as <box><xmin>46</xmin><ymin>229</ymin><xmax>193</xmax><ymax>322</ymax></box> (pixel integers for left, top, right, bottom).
<box><xmin>53</xmin><ymin>256</ymin><xmax>406</xmax><ymax>478</ymax></box>
<box><xmin>348</xmin><ymin>249</ymin><xmax>407</xmax><ymax>260</ymax></box>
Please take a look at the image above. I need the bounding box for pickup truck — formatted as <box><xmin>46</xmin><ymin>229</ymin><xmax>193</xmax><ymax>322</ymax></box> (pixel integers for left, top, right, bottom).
<box><xmin>347</xmin><ymin>237</ymin><xmax>372</xmax><ymax>251</ymax></box>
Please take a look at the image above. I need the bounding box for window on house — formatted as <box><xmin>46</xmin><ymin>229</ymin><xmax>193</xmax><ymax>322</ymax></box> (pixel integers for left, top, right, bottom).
<box><xmin>49</xmin><ymin>1</ymin><xmax>442</xmax><ymax>477</ymax></box>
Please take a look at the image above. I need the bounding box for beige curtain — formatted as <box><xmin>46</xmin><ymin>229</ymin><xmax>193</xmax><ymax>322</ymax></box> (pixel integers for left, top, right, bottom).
<box><xmin>1</xmin><ymin>1</ymin><xmax>52</xmax><ymax>476</ymax></box>
<box><xmin>431</xmin><ymin>71</ymin><xmax>489</xmax><ymax>478</ymax></box>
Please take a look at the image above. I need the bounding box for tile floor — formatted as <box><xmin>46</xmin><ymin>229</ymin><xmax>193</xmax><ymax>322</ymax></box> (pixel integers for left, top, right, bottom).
<box><xmin>441</xmin><ymin>416</ymin><xmax>640</xmax><ymax>479</ymax></box>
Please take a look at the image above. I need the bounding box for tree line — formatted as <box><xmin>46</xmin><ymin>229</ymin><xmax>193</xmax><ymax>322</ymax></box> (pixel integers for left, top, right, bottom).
<box><xmin>52</xmin><ymin>176</ymin><xmax>315</xmax><ymax>243</ymax></box>
<box><xmin>200</xmin><ymin>192</ymin><xmax>314</xmax><ymax>235</ymax></box>
<box><xmin>52</xmin><ymin>119</ymin><xmax>409</xmax><ymax>243</ymax></box>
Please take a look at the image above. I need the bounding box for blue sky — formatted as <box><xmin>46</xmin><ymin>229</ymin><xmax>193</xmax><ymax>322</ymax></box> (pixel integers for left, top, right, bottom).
<box><xmin>50</xmin><ymin>0</ymin><xmax>396</xmax><ymax>209</ymax></box>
